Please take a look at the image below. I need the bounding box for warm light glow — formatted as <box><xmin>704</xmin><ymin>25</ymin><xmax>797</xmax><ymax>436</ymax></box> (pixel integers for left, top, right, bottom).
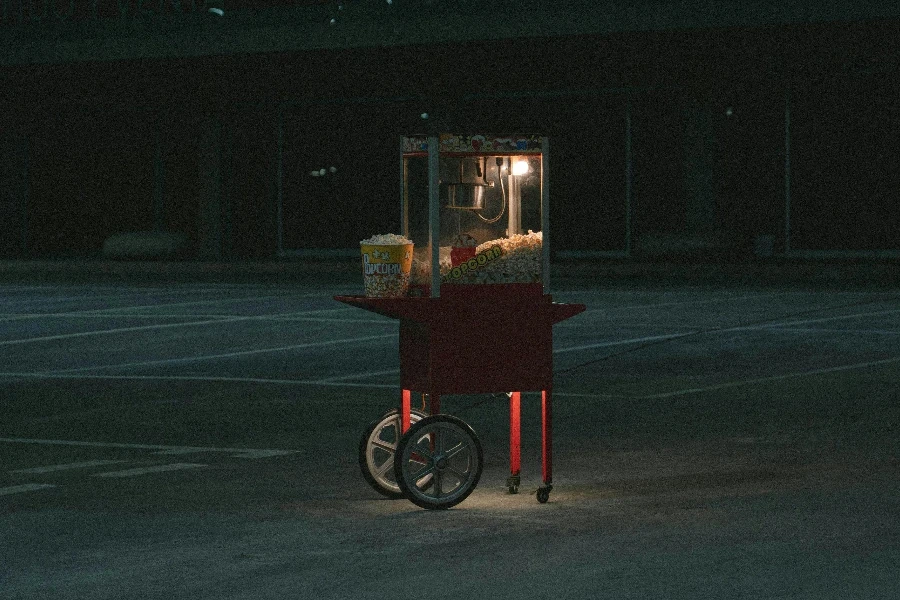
<box><xmin>511</xmin><ymin>159</ymin><xmax>530</xmax><ymax>176</ymax></box>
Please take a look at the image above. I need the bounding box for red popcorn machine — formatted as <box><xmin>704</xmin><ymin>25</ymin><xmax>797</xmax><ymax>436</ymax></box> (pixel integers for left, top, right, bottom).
<box><xmin>335</xmin><ymin>134</ymin><xmax>585</xmax><ymax>509</ymax></box>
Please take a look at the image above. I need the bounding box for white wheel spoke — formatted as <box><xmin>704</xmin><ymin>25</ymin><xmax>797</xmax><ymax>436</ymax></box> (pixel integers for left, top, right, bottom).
<box><xmin>413</xmin><ymin>464</ymin><xmax>435</xmax><ymax>484</ymax></box>
<box><xmin>375</xmin><ymin>459</ymin><xmax>394</xmax><ymax>477</ymax></box>
<box><xmin>446</xmin><ymin>466</ymin><xmax>467</xmax><ymax>482</ymax></box>
<box><xmin>411</xmin><ymin>441</ymin><xmax>433</xmax><ymax>460</ymax></box>
<box><xmin>444</xmin><ymin>441</ymin><xmax>467</xmax><ymax>461</ymax></box>
<box><xmin>433</xmin><ymin>469</ymin><xmax>443</xmax><ymax>497</ymax></box>
<box><xmin>372</xmin><ymin>439</ymin><xmax>396</xmax><ymax>452</ymax></box>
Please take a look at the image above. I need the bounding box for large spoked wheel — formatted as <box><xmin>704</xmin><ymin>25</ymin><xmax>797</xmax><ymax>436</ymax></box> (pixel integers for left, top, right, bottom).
<box><xmin>358</xmin><ymin>408</ymin><xmax>428</xmax><ymax>499</ymax></box>
<box><xmin>394</xmin><ymin>414</ymin><xmax>483</xmax><ymax>510</ymax></box>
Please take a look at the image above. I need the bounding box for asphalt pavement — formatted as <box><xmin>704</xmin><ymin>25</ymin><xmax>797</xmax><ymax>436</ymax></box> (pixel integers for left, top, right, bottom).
<box><xmin>1</xmin><ymin>273</ymin><xmax>898</xmax><ymax>599</ymax></box>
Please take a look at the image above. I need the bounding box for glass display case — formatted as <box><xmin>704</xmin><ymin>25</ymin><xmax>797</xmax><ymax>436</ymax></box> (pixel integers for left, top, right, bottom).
<box><xmin>401</xmin><ymin>134</ymin><xmax>549</xmax><ymax>294</ymax></box>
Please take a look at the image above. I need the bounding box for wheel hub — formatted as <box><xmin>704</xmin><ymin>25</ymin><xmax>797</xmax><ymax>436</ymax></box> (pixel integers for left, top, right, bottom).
<box><xmin>435</xmin><ymin>456</ymin><xmax>448</xmax><ymax>470</ymax></box>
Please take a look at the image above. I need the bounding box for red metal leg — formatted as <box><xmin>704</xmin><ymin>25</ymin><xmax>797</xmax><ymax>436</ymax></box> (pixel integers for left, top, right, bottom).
<box><xmin>510</xmin><ymin>392</ymin><xmax>521</xmax><ymax>476</ymax></box>
<box><xmin>429</xmin><ymin>393</ymin><xmax>441</xmax><ymax>416</ymax></box>
<box><xmin>541</xmin><ymin>388</ymin><xmax>552</xmax><ymax>485</ymax></box>
<box><xmin>401</xmin><ymin>389</ymin><xmax>411</xmax><ymax>433</ymax></box>
<box><xmin>508</xmin><ymin>391</ymin><xmax>522</xmax><ymax>493</ymax></box>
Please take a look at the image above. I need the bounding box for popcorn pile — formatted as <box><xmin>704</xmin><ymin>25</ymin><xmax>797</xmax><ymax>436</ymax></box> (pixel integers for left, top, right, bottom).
<box><xmin>360</xmin><ymin>233</ymin><xmax>413</xmax><ymax>246</ymax></box>
<box><xmin>470</xmin><ymin>230</ymin><xmax>543</xmax><ymax>284</ymax></box>
<box><xmin>407</xmin><ymin>231</ymin><xmax>543</xmax><ymax>286</ymax></box>
<box><xmin>410</xmin><ymin>247</ymin><xmax>451</xmax><ymax>285</ymax></box>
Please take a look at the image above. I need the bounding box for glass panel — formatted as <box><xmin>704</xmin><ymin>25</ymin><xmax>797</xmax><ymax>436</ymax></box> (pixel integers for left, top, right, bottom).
<box><xmin>403</xmin><ymin>135</ymin><xmax>544</xmax><ymax>289</ymax></box>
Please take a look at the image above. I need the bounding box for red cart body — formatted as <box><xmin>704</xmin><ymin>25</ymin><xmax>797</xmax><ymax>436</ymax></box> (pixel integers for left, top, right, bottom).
<box><xmin>335</xmin><ymin>282</ymin><xmax>585</xmax><ymax>496</ymax></box>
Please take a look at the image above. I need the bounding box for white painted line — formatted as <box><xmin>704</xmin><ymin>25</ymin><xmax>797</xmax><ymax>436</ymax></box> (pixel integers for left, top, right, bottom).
<box><xmin>545</xmin><ymin>390</ymin><xmax>631</xmax><ymax>400</ymax></box>
<box><xmin>0</xmin><ymin>294</ymin><xmax>287</xmax><ymax>322</ymax></box>
<box><xmin>93</xmin><ymin>463</ymin><xmax>207</xmax><ymax>478</ymax></box>
<box><xmin>268</xmin><ymin>317</ymin><xmax>394</xmax><ymax>324</ymax></box>
<box><xmin>553</xmin><ymin>354</ymin><xmax>900</xmax><ymax>401</ymax></box>
<box><xmin>0</xmin><ymin>308</ymin><xmax>365</xmax><ymax>347</ymax></box>
<box><xmin>0</xmin><ymin>372</ymin><xmax>398</xmax><ymax>389</ymax></box>
<box><xmin>0</xmin><ymin>291</ymin><xmax>332</xmax><ymax>324</ymax></box>
<box><xmin>554</xmin><ymin>308</ymin><xmax>900</xmax><ymax>353</ymax></box>
<box><xmin>0</xmin><ymin>308</ymin><xmax>357</xmax><ymax>320</ymax></box>
<box><xmin>0</xmin><ymin>313</ymin><xmax>236</xmax><ymax>320</ymax></box>
<box><xmin>0</xmin><ymin>483</ymin><xmax>56</xmax><ymax>496</ymax></box>
<box><xmin>0</xmin><ymin>437</ymin><xmax>300</xmax><ymax>459</ymax></box>
<box><xmin>555</xmin><ymin>291</ymin><xmax>796</xmax><ymax>311</ymax></box>
<box><xmin>151</xmin><ymin>448</ymin><xmax>217</xmax><ymax>456</ymax></box>
<box><xmin>638</xmin><ymin>355</ymin><xmax>900</xmax><ymax>399</ymax></box>
<box><xmin>554</xmin><ymin>333</ymin><xmax>689</xmax><ymax>354</ymax></box>
<box><xmin>765</xmin><ymin>327</ymin><xmax>900</xmax><ymax>336</ymax></box>
<box><xmin>0</xmin><ymin>288</ymin><xmax>244</xmax><ymax>306</ymax></box>
<box><xmin>757</xmin><ymin>309</ymin><xmax>900</xmax><ymax>329</ymax></box>
<box><xmin>11</xmin><ymin>460</ymin><xmax>128</xmax><ymax>474</ymax></box>
<box><xmin>310</xmin><ymin>369</ymin><xmax>400</xmax><ymax>383</ymax></box>
<box><xmin>152</xmin><ymin>448</ymin><xmax>294</xmax><ymax>458</ymax></box>
<box><xmin>48</xmin><ymin>334</ymin><xmax>397</xmax><ymax>374</ymax></box>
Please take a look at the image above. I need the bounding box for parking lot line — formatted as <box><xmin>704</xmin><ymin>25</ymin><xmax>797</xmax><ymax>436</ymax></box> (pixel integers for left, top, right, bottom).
<box><xmin>92</xmin><ymin>464</ymin><xmax>207</xmax><ymax>478</ymax></box>
<box><xmin>0</xmin><ymin>293</ymin><xmax>293</xmax><ymax>323</ymax></box>
<box><xmin>555</xmin><ymin>333</ymin><xmax>688</xmax><ymax>353</ymax></box>
<box><xmin>635</xmin><ymin>354</ymin><xmax>900</xmax><ymax>400</ymax></box>
<box><xmin>0</xmin><ymin>309</ymin><xmax>365</xmax><ymax>347</ymax></box>
<box><xmin>11</xmin><ymin>460</ymin><xmax>128</xmax><ymax>474</ymax></box>
<box><xmin>48</xmin><ymin>333</ymin><xmax>397</xmax><ymax>374</ymax></box>
<box><xmin>0</xmin><ymin>371</ymin><xmax>399</xmax><ymax>388</ymax></box>
<box><xmin>0</xmin><ymin>308</ymin><xmax>357</xmax><ymax>320</ymax></box>
<box><xmin>0</xmin><ymin>483</ymin><xmax>56</xmax><ymax>496</ymax></box>
<box><xmin>308</xmin><ymin>368</ymin><xmax>401</xmax><ymax>383</ymax></box>
<box><xmin>0</xmin><ymin>437</ymin><xmax>299</xmax><ymax>459</ymax></box>
<box><xmin>765</xmin><ymin>327</ymin><xmax>900</xmax><ymax>336</ymax></box>
<box><xmin>555</xmin><ymin>308</ymin><xmax>900</xmax><ymax>354</ymax></box>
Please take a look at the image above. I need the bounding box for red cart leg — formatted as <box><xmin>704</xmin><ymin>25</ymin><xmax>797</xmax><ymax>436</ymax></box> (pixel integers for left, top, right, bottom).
<box><xmin>429</xmin><ymin>393</ymin><xmax>441</xmax><ymax>415</ymax></box>
<box><xmin>508</xmin><ymin>392</ymin><xmax>521</xmax><ymax>493</ymax></box>
<box><xmin>401</xmin><ymin>389</ymin><xmax>411</xmax><ymax>433</ymax></box>
<box><xmin>538</xmin><ymin>388</ymin><xmax>552</xmax><ymax>503</ymax></box>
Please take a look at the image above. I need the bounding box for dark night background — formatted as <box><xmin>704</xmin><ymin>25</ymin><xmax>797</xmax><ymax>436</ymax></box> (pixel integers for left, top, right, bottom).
<box><xmin>2</xmin><ymin>5</ymin><xmax>900</xmax><ymax>596</ymax></box>
<box><xmin>1</xmin><ymin>1</ymin><xmax>899</xmax><ymax>260</ymax></box>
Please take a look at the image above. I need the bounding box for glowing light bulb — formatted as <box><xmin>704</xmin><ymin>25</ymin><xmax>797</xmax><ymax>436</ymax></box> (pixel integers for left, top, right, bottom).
<box><xmin>511</xmin><ymin>160</ymin><xmax>529</xmax><ymax>176</ymax></box>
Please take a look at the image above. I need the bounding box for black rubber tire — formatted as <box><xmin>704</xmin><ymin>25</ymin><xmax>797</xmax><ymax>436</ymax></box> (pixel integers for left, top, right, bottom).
<box><xmin>358</xmin><ymin>408</ymin><xmax>428</xmax><ymax>499</ymax></box>
<box><xmin>394</xmin><ymin>414</ymin><xmax>483</xmax><ymax>510</ymax></box>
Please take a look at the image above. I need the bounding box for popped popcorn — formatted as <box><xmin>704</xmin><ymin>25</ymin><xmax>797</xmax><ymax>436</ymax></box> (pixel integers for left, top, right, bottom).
<box><xmin>409</xmin><ymin>232</ymin><xmax>543</xmax><ymax>286</ymax></box>
<box><xmin>410</xmin><ymin>247</ymin><xmax>451</xmax><ymax>285</ymax></box>
<box><xmin>360</xmin><ymin>233</ymin><xmax>413</xmax><ymax>245</ymax></box>
<box><xmin>364</xmin><ymin>271</ymin><xmax>411</xmax><ymax>298</ymax></box>
<box><xmin>469</xmin><ymin>230</ymin><xmax>543</xmax><ymax>284</ymax></box>
<box><xmin>360</xmin><ymin>234</ymin><xmax>414</xmax><ymax>297</ymax></box>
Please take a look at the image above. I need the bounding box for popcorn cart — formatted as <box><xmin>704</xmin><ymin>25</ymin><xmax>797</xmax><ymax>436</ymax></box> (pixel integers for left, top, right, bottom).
<box><xmin>335</xmin><ymin>134</ymin><xmax>585</xmax><ymax>509</ymax></box>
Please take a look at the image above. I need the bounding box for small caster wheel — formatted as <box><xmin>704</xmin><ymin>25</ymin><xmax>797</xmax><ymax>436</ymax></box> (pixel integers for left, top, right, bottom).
<box><xmin>395</xmin><ymin>414</ymin><xmax>483</xmax><ymax>510</ymax></box>
<box><xmin>358</xmin><ymin>407</ymin><xmax>428</xmax><ymax>499</ymax></box>
<box><xmin>506</xmin><ymin>475</ymin><xmax>520</xmax><ymax>495</ymax></box>
<box><xmin>536</xmin><ymin>485</ymin><xmax>552</xmax><ymax>504</ymax></box>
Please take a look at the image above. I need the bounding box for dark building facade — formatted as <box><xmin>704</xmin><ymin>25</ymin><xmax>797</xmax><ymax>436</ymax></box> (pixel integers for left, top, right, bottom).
<box><xmin>1</xmin><ymin>1</ymin><xmax>899</xmax><ymax>260</ymax></box>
